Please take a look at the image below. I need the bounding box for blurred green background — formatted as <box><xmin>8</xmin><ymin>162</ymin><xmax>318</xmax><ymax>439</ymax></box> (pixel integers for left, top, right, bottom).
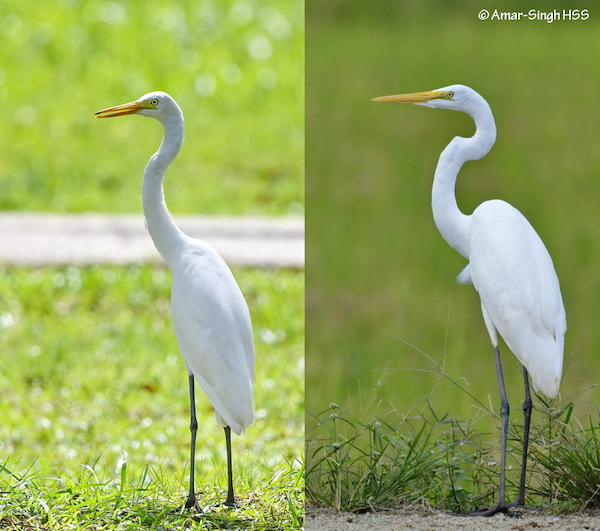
<box><xmin>0</xmin><ymin>0</ymin><xmax>303</xmax><ymax>215</ymax></box>
<box><xmin>306</xmin><ymin>0</ymin><xmax>600</xmax><ymax>430</ymax></box>
<box><xmin>0</xmin><ymin>0</ymin><xmax>304</xmax><ymax>503</ymax></box>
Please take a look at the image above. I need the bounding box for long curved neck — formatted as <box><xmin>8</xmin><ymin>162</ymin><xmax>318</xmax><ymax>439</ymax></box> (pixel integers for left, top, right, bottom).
<box><xmin>431</xmin><ymin>104</ymin><xmax>496</xmax><ymax>259</ymax></box>
<box><xmin>141</xmin><ymin>111</ymin><xmax>186</xmax><ymax>265</ymax></box>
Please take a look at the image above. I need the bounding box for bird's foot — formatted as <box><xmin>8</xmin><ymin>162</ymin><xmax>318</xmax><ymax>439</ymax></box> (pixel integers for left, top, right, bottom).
<box><xmin>465</xmin><ymin>504</ymin><xmax>520</xmax><ymax>518</ymax></box>
<box><xmin>217</xmin><ymin>497</ymin><xmax>240</xmax><ymax>509</ymax></box>
<box><xmin>506</xmin><ymin>500</ymin><xmax>542</xmax><ymax>512</ymax></box>
<box><xmin>172</xmin><ymin>494</ymin><xmax>203</xmax><ymax>514</ymax></box>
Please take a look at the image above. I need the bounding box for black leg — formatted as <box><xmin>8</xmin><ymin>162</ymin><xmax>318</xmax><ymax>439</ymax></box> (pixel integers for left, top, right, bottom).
<box><xmin>494</xmin><ymin>344</ymin><xmax>510</xmax><ymax>509</ymax></box>
<box><xmin>514</xmin><ymin>367</ymin><xmax>532</xmax><ymax>507</ymax></box>
<box><xmin>223</xmin><ymin>426</ymin><xmax>239</xmax><ymax>508</ymax></box>
<box><xmin>470</xmin><ymin>346</ymin><xmax>513</xmax><ymax>517</ymax></box>
<box><xmin>184</xmin><ymin>374</ymin><xmax>201</xmax><ymax>511</ymax></box>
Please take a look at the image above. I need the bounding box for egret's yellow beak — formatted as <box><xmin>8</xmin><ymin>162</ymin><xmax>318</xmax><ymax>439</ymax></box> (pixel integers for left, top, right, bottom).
<box><xmin>95</xmin><ymin>100</ymin><xmax>144</xmax><ymax>118</ymax></box>
<box><xmin>371</xmin><ymin>90</ymin><xmax>448</xmax><ymax>103</ymax></box>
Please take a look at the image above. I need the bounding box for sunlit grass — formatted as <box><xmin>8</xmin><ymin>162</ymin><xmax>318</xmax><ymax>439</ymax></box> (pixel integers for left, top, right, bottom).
<box><xmin>0</xmin><ymin>457</ymin><xmax>303</xmax><ymax>529</ymax></box>
<box><xmin>0</xmin><ymin>265</ymin><xmax>304</xmax><ymax>529</ymax></box>
<box><xmin>0</xmin><ymin>2</ymin><xmax>303</xmax><ymax>526</ymax></box>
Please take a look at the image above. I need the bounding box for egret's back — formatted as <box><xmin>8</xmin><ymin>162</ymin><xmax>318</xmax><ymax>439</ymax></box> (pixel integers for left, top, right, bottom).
<box><xmin>170</xmin><ymin>237</ymin><xmax>255</xmax><ymax>435</ymax></box>
<box><xmin>469</xmin><ymin>200</ymin><xmax>566</xmax><ymax>398</ymax></box>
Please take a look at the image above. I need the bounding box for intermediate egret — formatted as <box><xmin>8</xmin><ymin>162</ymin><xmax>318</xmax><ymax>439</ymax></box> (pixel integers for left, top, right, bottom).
<box><xmin>95</xmin><ymin>92</ymin><xmax>255</xmax><ymax>510</ymax></box>
<box><xmin>372</xmin><ymin>85</ymin><xmax>566</xmax><ymax>516</ymax></box>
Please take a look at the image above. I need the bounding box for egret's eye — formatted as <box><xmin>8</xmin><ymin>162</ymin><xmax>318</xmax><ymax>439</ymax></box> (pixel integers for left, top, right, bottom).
<box><xmin>447</xmin><ymin>91</ymin><xmax>454</xmax><ymax>99</ymax></box>
<box><xmin>151</xmin><ymin>99</ymin><xmax>159</xmax><ymax>106</ymax></box>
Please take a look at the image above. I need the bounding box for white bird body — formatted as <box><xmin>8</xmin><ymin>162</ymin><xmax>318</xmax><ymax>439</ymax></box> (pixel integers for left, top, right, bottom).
<box><xmin>132</xmin><ymin>91</ymin><xmax>255</xmax><ymax>435</ymax></box>
<box><xmin>463</xmin><ymin>199</ymin><xmax>565</xmax><ymax>398</ymax></box>
<box><xmin>396</xmin><ymin>84</ymin><xmax>566</xmax><ymax>399</ymax></box>
<box><xmin>170</xmin><ymin>238</ymin><xmax>255</xmax><ymax>435</ymax></box>
<box><xmin>96</xmin><ymin>90</ymin><xmax>254</xmax><ymax>508</ymax></box>
<box><xmin>373</xmin><ymin>84</ymin><xmax>566</xmax><ymax>513</ymax></box>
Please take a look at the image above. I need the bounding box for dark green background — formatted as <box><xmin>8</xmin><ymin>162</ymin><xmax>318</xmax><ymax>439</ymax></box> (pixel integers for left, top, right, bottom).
<box><xmin>306</xmin><ymin>0</ymin><xmax>600</xmax><ymax>429</ymax></box>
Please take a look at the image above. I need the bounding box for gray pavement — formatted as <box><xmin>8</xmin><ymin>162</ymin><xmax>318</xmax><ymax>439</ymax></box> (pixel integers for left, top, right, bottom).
<box><xmin>0</xmin><ymin>212</ymin><xmax>304</xmax><ymax>268</ymax></box>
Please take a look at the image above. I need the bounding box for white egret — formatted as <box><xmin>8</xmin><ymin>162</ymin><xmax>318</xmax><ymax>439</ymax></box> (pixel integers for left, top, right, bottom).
<box><xmin>372</xmin><ymin>84</ymin><xmax>566</xmax><ymax>516</ymax></box>
<box><xmin>95</xmin><ymin>92</ymin><xmax>255</xmax><ymax>510</ymax></box>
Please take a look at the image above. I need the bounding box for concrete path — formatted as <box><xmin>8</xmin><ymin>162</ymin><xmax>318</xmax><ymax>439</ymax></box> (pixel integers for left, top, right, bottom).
<box><xmin>0</xmin><ymin>213</ymin><xmax>304</xmax><ymax>268</ymax></box>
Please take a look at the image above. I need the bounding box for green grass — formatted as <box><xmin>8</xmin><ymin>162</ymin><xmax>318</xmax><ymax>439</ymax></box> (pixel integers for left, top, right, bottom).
<box><xmin>306</xmin><ymin>387</ymin><xmax>600</xmax><ymax>514</ymax></box>
<box><xmin>529</xmin><ymin>405</ymin><xmax>600</xmax><ymax>512</ymax></box>
<box><xmin>1</xmin><ymin>457</ymin><xmax>303</xmax><ymax>530</ymax></box>
<box><xmin>0</xmin><ymin>265</ymin><xmax>304</xmax><ymax>529</ymax></box>
<box><xmin>306</xmin><ymin>0</ymin><xmax>600</xmax><ymax>435</ymax></box>
<box><xmin>0</xmin><ymin>0</ymin><xmax>303</xmax><ymax>216</ymax></box>
<box><xmin>307</xmin><ymin>405</ymin><xmax>445</xmax><ymax>512</ymax></box>
<box><xmin>0</xmin><ymin>457</ymin><xmax>303</xmax><ymax>529</ymax></box>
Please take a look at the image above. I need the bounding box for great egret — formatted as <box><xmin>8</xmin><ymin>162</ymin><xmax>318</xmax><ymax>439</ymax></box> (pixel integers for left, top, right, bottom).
<box><xmin>95</xmin><ymin>92</ymin><xmax>255</xmax><ymax>510</ymax></box>
<box><xmin>372</xmin><ymin>84</ymin><xmax>566</xmax><ymax>516</ymax></box>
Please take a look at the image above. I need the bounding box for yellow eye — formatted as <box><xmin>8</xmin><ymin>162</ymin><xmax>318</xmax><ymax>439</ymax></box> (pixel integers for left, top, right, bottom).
<box><xmin>447</xmin><ymin>91</ymin><xmax>454</xmax><ymax>99</ymax></box>
<box><xmin>151</xmin><ymin>98</ymin><xmax>159</xmax><ymax>106</ymax></box>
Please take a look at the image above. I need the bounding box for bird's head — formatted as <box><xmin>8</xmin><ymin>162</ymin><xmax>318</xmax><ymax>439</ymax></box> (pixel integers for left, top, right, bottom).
<box><xmin>372</xmin><ymin>84</ymin><xmax>488</xmax><ymax>116</ymax></box>
<box><xmin>95</xmin><ymin>91</ymin><xmax>182</xmax><ymax>122</ymax></box>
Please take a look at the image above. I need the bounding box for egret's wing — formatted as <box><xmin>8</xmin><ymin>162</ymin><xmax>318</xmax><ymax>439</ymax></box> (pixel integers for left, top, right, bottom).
<box><xmin>456</xmin><ymin>264</ymin><xmax>472</xmax><ymax>285</ymax></box>
<box><xmin>469</xmin><ymin>200</ymin><xmax>566</xmax><ymax>398</ymax></box>
<box><xmin>170</xmin><ymin>241</ymin><xmax>255</xmax><ymax>435</ymax></box>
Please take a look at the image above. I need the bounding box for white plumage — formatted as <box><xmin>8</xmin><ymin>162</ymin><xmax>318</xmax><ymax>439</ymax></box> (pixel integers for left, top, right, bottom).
<box><xmin>373</xmin><ymin>84</ymin><xmax>566</xmax><ymax>515</ymax></box>
<box><xmin>170</xmin><ymin>238</ymin><xmax>255</xmax><ymax>435</ymax></box>
<box><xmin>466</xmin><ymin>200</ymin><xmax>565</xmax><ymax>399</ymax></box>
<box><xmin>96</xmin><ymin>91</ymin><xmax>254</xmax><ymax>510</ymax></box>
